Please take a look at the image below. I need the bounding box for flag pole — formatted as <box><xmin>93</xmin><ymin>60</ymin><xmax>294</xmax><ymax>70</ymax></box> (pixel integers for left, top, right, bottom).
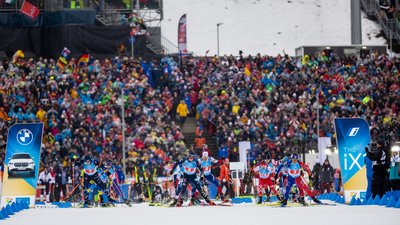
<box><xmin>131</xmin><ymin>39</ymin><xmax>134</xmax><ymax>59</ymax></box>
<box><xmin>121</xmin><ymin>86</ymin><xmax>126</xmax><ymax>178</ymax></box>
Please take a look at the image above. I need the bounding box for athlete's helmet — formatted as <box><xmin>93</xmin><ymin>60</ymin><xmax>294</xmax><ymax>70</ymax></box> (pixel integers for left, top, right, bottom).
<box><xmin>104</xmin><ymin>160</ymin><xmax>112</xmax><ymax>168</ymax></box>
<box><xmin>83</xmin><ymin>156</ymin><xmax>92</xmax><ymax>163</ymax></box>
<box><xmin>188</xmin><ymin>152</ymin><xmax>196</xmax><ymax>159</ymax></box>
<box><xmin>93</xmin><ymin>159</ymin><xmax>100</xmax><ymax>166</ymax></box>
<box><xmin>260</xmin><ymin>160</ymin><xmax>267</xmax><ymax>166</ymax></box>
<box><xmin>291</xmin><ymin>154</ymin><xmax>299</xmax><ymax>159</ymax></box>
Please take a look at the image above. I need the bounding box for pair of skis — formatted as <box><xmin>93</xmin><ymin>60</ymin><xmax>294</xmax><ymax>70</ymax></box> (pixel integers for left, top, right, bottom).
<box><xmin>256</xmin><ymin>199</ymin><xmax>336</xmax><ymax>207</ymax></box>
<box><xmin>150</xmin><ymin>200</ymin><xmax>233</xmax><ymax>207</ymax></box>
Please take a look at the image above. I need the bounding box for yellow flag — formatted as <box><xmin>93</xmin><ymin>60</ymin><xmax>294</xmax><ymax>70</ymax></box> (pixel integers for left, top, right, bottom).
<box><xmin>244</xmin><ymin>63</ymin><xmax>251</xmax><ymax>76</ymax></box>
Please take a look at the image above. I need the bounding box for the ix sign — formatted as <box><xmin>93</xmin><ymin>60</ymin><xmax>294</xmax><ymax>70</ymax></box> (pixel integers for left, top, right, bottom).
<box><xmin>343</xmin><ymin>153</ymin><xmax>364</xmax><ymax>170</ymax></box>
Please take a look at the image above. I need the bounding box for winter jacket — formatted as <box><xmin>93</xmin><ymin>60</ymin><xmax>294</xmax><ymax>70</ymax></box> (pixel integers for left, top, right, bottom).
<box><xmin>320</xmin><ymin>164</ymin><xmax>334</xmax><ymax>183</ymax></box>
<box><xmin>219</xmin><ymin>164</ymin><xmax>230</xmax><ymax>182</ymax></box>
<box><xmin>176</xmin><ymin>102</ymin><xmax>189</xmax><ymax>117</ymax></box>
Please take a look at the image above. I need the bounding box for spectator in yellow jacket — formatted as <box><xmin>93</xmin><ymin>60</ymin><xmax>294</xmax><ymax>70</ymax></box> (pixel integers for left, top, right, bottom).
<box><xmin>176</xmin><ymin>100</ymin><xmax>189</xmax><ymax>126</ymax></box>
<box><xmin>0</xmin><ymin>107</ymin><xmax>9</xmax><ymax>121</ymax></box>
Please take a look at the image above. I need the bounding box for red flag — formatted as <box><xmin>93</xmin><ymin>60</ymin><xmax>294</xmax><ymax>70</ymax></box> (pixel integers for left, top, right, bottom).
<box><xmin>20</xmin><ymin>0</ymin><xmax>39</xmax><ymax>20</ymax></box>
<box><xmin>78</xmin><ymin>53</ymin><xmax>90</xmax><ymax>64</ymax></box>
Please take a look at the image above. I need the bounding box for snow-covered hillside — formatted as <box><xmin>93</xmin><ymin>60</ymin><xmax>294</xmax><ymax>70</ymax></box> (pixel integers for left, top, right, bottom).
<box><xmin>161</xmin><ymin>0</ymin><xmax>386</xmax><ymax>56</ymax></box>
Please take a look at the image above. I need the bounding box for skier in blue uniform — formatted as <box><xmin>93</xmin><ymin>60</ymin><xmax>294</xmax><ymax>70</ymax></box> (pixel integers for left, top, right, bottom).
<box><xmin>197</xmin><ymin>151</ymin><xmax>223</xmax><ymax>203</ymax></box>
<box><xmin>275</xmin><ymin>155</ymin><xmax>291</xmax><ymax>196</ymax></box>
<box><xmin>169</xmin><ymin>152</ymin><xmax>215</xmax><ymax>206</ymax></box>
<box><xmin>102</xmin><ymin>160</ymin><xmax>127</xmax><ymax>204</ymax></box>
<box><xmin>278</xmin><ymin>154</ymin><xmax>322</xmax><ymax>207</ymax></box>
<box><xmin>81</xmin><ymin>156</ymin><xmax>112</xmax><ymax>207</ymax></box>
<box><xmin>81</xmin><ymin>156</ymin><xmax>98</xmax><ymax>207</ymax></box>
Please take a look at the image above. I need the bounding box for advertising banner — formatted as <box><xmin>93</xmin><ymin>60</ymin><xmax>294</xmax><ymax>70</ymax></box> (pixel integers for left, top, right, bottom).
<box><xmin>238</xmin><ymin>141</ymin><xmax>250</xmax><ymax>171</ymax></box>
<box><xmin>1</xmin><ymin>123</ymin><xmax>44</xmax><ymax>207</ymax></box>
<box><xmin>334</xmin><ymin>118</ymin><xmax>370</xmax><ymax>202</ymax></box>
<box><xmin>178</xmin><ymin>14</ymin><xmax>187</xmax><ymax>55</ymax></box>
<box><xmin>318</xmin><ymin>137</ymin><xmax>332</xmax><ymax>163</ymax></box>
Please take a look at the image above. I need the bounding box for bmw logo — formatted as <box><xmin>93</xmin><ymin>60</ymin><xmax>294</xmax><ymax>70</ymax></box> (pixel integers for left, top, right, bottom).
<box><xmin>16</xmin><ymin>129</ymin><xmax>34</xmax><ymax>146</ymax></box>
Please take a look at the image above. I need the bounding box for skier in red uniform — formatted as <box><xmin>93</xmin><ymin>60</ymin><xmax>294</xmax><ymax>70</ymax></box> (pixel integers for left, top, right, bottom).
<box><xmin>253</xmin><ymin>156</ymin><xmax>282</xmax><ymax>204</ymax></box>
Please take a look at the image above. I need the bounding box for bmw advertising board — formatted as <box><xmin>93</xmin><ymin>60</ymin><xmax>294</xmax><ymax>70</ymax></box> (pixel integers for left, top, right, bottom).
<box><xmin>0</xmin><ymin>123</ymin><xmax>44</xmax><ymax>207</ymax></box>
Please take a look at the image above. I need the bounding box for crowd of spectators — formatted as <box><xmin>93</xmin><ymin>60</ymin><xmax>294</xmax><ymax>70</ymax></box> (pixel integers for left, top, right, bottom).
<box><xmin>188</xmin><ymin>52</ymin><xmax>400</xmax><ymax>165</ymax></box>
<box><xmin>0</xmin><ymin>54</ymin><xmax>192</xmax><ymax>183</ymax></box>
<box><xmin>0</xmin><ymin>49</ymin><xmax>400</xmax><ymax>196</ymax></box>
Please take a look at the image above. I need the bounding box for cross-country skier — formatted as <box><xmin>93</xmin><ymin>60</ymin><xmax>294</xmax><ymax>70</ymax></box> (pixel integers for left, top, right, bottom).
<box><xmin>169</xmin><ymin>152</ymin><xmax>215</xmax><ymax>207</ymax></box>
<box><xmin>92</xmin><ymin>161</ymin><xmax>112</xmax><ymax>206</ymax></box>
<box><xmin>275</xmin><ymin>154</ymin><xmax>291</xmax><ymax>196</ymax></box>
<box><xmin>253</xmin><ymin>156</ymin><xmax>282</xmax><ymax>204</ymax></box>
<box><xmin>197</xmin><ymin>151</ymin><xmax>223</xmax><ymax>203</ymax></box>
<box><xmin>102</xmin><ymin>160</ymin><xmax>127</xmax><ymax>204</ymax></box>
<box><xmin>81</xmin><ymin>156</ymin><xmax>98</xmax><ymax>207</ymax></box>
<box><xmin>81</xmin><ymin>156</ymin><xmax>111</xmax><ymax>207</ymax></box>
<box><xmin>164</xmin><ymin>160</ymin><xmax>183</xmax><ymax>191</ymax></box>
<box><xmin>279</xmin><ymin>154</ymin><xmax>322</xmax><ymax>207</ymax></box>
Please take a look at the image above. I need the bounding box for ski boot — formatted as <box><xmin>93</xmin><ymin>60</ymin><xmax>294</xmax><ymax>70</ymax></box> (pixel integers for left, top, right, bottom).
<box><xmin>223</xmin><ymin>196</ymin><xmax>231</xmax><ymax>203</ymax></box>
<box><xmin>176</xmin><ymin>198</ymin><xmax>184</xmax><ymax>207</ymax></box>
<box><xmin>195</xmin><ymin>196</ymin><xmax>204</xmax><ymax>205</ymax></box>
<box><xmin>206</xmin><ymin>199</ymin><xmax>216</xmax><ymax>206</ymax></box>
<box><xmin>298</xmin><ymin>196</ymin><xmax>308</xmax><ymax>206</ymax></box>
<box><xmin>189</xmin><ymin>197</ymin><xmax>197</xmax><ymax>206</ymax></box>
<box><xmin>124</xmin><ymin>199</ymin><xmax>132</xmax><ymax>207</ymax></box>
<box><xmin>257</xmin><ymin>196</ymin><xmax>262</xmax><ymax>204</ymax></box>
<box><xmin>312</xmin><ymin>196</ymin><xmax>322</xmax><ymax>205</ymax></box>
<box><xmin>101</xmin><ymin>202</ymin><xmax>112</xmax><ymax>208</ymax></box>
<box><xmin>277</xmin><ymin>195</ymin><xmax>284</xmax><ymax>202</ymax></box>
<box><xmin>280</xmin><ymin>199</ymin><xmax>287</xmax><ymax>207</ymax></box>
<box><xmin>169</xmin><ymin>198</ymin><xmax>179</xmax><ymax>207</ymax></box>
<box><xmin>81</xmin><ymin>200</ymin><xmax>92</xmax><ymax>208</ymax></box>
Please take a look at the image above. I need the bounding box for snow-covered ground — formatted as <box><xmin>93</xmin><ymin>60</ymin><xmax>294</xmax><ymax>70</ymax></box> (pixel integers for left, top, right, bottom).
<box><xmin>2</xmin><ymin>202</ymin><xmax>399</xmax><ymax>225</ymax></box>
<box><xmin>161</xmin><ymin>0</ymin><xmax>386</xmax><ymax>56</ymax></box>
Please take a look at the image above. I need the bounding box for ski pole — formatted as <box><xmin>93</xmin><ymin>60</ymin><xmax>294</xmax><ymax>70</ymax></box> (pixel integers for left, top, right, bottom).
<box><xmin>112</xmin><ymin>179</ymin><xmax>130</xmax><ymax>202</ymax></box>
<box><xmin>63</xmin><ymin>180</ymin><xmax>82</xmax><ymax>202</ymax></box>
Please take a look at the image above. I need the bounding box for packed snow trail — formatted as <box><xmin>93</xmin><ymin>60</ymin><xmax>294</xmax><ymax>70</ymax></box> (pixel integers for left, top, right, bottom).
<box><xmin>2</xmin><ymin>203</ymin><xmax>399</xmax><ymax>225</ymax></box>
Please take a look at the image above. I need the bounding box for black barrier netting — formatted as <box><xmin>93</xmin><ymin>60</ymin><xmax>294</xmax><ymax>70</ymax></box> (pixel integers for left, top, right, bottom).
<box><xmin>0</xmin><ymin>11</ymin><xmax>95</xmax><ymax>28</ymax></box>
<box><xmin>0</xmin><ymin>25</ymin><xmax>153</xmax><ymax>59</ymax></box>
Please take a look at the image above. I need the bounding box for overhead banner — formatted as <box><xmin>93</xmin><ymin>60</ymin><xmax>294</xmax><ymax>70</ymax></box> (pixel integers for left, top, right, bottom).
<box><xmin>1</xmin><ymin>123</ymin><xmax>44</xmax><ymax>207</ymax></box>
<box><xmin>178</xmin><ymin>14</ymin><xmax>187</xmax><ymax>55</ymax></box>
<box><xmin>334</xmin><ymin>118</ymin><xmax>370</xmax><ymax>203</ymax></box>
